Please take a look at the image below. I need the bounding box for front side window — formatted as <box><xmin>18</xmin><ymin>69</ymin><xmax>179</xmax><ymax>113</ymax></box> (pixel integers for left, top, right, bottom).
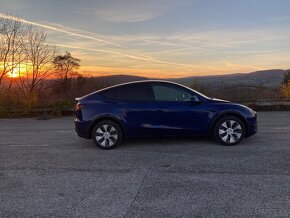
<box><xmin>152</xmin><ymin>84</ymin><xmax>193</xmax><ymax>101</ymax></box>
<box><xmin>101</xmin><ymin>83</ymin><xmax>152</xmax><ymax>101</ymax></box>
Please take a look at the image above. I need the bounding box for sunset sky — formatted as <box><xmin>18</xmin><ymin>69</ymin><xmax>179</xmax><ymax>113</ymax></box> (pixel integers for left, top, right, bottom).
<box><xmin>1</xmin><ymin>0</ymin><xmax>290</xmax><ymax>78</ymax></box>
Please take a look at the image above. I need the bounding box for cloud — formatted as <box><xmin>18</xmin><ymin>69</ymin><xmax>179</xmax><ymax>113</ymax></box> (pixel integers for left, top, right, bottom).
<box><xmin>46</xmin><ymin>42</ymin><xmax>201</xmax><ymax>70</ymax></box>
<box><xmin>1</xmin><ymin>12</ymin><xmax>289</xmax><ymax>77</ymax></box>
<box><xmin>0</xmin><ymin>0</ymin><xmax>26</xmax><ymax>10</ymax></box>
<box><xmin>0</xmin><ymin>12</ymin><xmax>121</xmax><ymax>47</ymax></box>
<box><xmin>81</xmin><ymin>0</ymin><xmax>177</xmax><ymax>22</ymax></box>
<box><xmin>0</xmin><ymin>13</ymin><xmax>200</xmax><ymax>69</ymax></box>
<box><xmin>167</xmin><ymin>27</ymin><xmax>290</xmax><ymax>48</ymax></box>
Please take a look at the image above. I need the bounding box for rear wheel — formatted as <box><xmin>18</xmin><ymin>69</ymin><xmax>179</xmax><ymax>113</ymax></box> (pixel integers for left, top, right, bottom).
<box><xmin>92</xmin><ymin>120</ymin><xmax>123</xmax><ymax>150</ymax></box>
<box><xmin>214</xmin><ymin>116</ymin><xmax>245</xmax><ymax>146</ymax></box>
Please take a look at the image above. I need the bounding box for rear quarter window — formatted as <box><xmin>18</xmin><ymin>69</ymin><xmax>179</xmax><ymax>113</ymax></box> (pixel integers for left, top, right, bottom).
<box><xmin>101</xmin><ymin>83</ymin><xmax>153</xmax><ymax>101</ymax></box>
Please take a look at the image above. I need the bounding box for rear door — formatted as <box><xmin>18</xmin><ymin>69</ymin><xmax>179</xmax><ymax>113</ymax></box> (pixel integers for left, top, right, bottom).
<box><xmin>101</xmin><ymin>83</ymin><xmax>160</xmax><ymax>137</ymax></box>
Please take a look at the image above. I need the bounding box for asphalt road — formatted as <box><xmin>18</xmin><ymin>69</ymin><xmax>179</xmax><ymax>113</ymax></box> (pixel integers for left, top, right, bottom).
<box><xmin>0</xmin><ymin>112</ymin><xmax>290</xmax><ymax>217</ymax></box>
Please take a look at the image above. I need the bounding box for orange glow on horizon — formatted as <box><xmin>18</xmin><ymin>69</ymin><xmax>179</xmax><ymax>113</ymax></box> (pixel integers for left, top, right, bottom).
<box><xmin>79</xmin><ymin>64</ymin><xmax>264</xmax><ymax>79</ymax></box>
<box><xmin>1</xmin><ymin>61</ymin><xmax>266</xmax><ymax>80</ymax></box>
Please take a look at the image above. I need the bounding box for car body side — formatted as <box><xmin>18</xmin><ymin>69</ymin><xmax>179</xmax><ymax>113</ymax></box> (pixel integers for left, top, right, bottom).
<box><xmin>75</xmin><ymin>81</ymin><xmax>257</xmax><ymax>140</ymax></box>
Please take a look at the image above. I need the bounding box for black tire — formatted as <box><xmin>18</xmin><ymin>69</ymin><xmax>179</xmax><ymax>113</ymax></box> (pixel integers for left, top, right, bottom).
<box><xmin>92</xmin><ymin>120</ymin><xmax>123</xmax><ymax>150</ymax></box>
<box><xmin>213</xmin><ymin>115</ymin><xmax>245</xmax><ymax>146</ymax></box>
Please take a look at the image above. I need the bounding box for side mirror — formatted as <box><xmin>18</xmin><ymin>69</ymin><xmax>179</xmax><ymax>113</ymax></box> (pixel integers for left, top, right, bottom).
<box><xmin>191</xmin><ymin>96</ymin><xmax>201</xmax><ymax>104</ymax></box>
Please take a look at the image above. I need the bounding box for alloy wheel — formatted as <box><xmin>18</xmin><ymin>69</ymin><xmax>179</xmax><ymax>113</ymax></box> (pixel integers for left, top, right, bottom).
<box><xmin>95</xmin><ymin>124</ymin><xmax>118</xmax><ymax>147</ymax></box>
<box><xmin>218</xmin><ymin>120</ymin><xmax>242</xmax><ymax>144</ymax></box>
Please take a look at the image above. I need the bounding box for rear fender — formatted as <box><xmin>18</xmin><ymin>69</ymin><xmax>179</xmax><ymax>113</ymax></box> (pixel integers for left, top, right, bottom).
<box><xmin>88</xmin><ymin>114</ymin><xmax>127</xmax><ymax>139</ymax></box>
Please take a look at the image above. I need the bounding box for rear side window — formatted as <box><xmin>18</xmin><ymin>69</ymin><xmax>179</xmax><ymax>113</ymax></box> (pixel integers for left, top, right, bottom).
<box><xmin>101</xmin><ymin>83</ymin><xmax>153</xmax><ymax>101</ymax></box>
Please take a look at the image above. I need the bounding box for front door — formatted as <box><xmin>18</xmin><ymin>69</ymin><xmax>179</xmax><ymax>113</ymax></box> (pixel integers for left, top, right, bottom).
<box><xmin>151</xmin><ymin>83</ymin><xmax>209</xmax><ymax>136</ymax></box>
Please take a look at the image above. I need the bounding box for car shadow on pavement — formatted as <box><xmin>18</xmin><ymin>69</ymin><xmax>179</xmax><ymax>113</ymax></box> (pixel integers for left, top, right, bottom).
<box><xmin>121</xmin><ymin>136</ymin><xmax>217</xmax><ymax>148</ymax></box>
<box><xmin>76</xmin><ymin>135</ymin><xmax>257</xmax><ymax>150</ymax></box>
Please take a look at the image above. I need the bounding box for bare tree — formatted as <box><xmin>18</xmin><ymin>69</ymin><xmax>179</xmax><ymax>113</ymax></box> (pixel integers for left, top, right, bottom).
<box><xmin>16</xmin><ymin>26</ymin><xmax>57</xmax><ymax>109</ymax></box>
<box><xmin>0</xmin><ymin>16</ymin><xmax>24</xmax><ymax>86</ymax></box>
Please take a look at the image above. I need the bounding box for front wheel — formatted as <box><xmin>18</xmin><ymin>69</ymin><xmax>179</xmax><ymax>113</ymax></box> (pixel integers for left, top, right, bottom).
<box><xmin>214</xmin><ymin>116</ymin><xmax>245</xmax><ymax>146</ymax></box>
<box><xmin>92</xmin><ymin>120</ymin><xmax>123</xmax><ymax>150</ymax></box>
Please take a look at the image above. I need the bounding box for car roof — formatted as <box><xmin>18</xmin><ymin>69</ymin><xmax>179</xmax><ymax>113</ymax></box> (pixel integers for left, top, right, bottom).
<box><xmin>97</xmin><ymin>80</ymin><xmax>210</xmax><ymax>99</ymax></box>
<box><xmin>97</xmin><ymin>80</ymin><xmax>185</xmax><ymax>92</ymax></box>
<box><xmin>76</xmin><ymin>80</ymin><xmax>209</xmax><ymax>101</ymax></box>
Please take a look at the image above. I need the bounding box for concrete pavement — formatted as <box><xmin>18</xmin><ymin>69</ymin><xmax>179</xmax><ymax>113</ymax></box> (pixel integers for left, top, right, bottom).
<box><xmin>0</xmin><ymin>112</ymin><xmax>290</xmax><ymax>217</ymax></box>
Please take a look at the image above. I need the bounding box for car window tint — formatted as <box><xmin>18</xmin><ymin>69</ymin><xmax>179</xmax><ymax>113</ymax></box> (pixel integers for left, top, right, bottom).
<box><xmin>152</xmin><ymin>84</ymin><xmax>192</xmax><ymax>101</ymax></box>
<box><xmin>101</xmin><ymin>83</ymin><xmax>152</xmax><ymax>101</ymax></box>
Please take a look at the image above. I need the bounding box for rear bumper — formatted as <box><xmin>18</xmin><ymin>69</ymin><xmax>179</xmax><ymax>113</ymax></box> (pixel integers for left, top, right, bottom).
<box><xmin>245</xmin><ymin>114</ymin><xmax>258</xmax><ymax>137</ymax></box>
<box><xmin>74</xmin><ymin>118</ymin><xmax>91</xmax><ymax>139</ymax></box>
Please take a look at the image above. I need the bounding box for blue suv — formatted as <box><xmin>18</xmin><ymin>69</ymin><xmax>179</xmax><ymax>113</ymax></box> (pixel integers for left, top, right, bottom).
<box><xmin>75</xmin><ymin>80</ymin><xmax>257</xmax><ymax>149</ymax></box>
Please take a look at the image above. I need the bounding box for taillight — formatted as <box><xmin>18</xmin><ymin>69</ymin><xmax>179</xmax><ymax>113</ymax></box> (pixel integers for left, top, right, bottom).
<box><xmin>76</xmin><ymin>103</ymin><xmax>85</xmax><ymax>110</ymax></box>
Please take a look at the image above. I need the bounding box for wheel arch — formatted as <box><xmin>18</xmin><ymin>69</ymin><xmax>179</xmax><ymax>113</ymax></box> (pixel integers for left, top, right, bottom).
<box><xmin>210</xmin><ymin>111</ymin><xmax>248</xmax><ymax>135</ymax></box>
<box><xmin>88</xmin><ymin>115</ymin><xmax>126</xmax><ymax>139</ymax></box>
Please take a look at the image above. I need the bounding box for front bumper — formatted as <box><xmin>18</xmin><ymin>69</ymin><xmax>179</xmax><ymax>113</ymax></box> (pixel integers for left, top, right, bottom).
<box><xmin>245</xmin><ymin>114</ymin><xmax>258</xmax><ymax>137</ymax></box>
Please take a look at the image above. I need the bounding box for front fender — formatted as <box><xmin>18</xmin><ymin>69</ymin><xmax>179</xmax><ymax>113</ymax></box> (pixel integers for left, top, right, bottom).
<box><xmin>209</xmin><ymin>109</ymin><xmax>248</xmax><ymax>133</ymax></box>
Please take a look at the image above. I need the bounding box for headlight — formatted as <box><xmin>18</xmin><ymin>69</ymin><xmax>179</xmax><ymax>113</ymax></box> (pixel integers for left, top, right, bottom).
<box><xmin>246</xmin><ymin>107</ymin><xmax>256</xmax><ymax>117</ymax></box>
<box><xmin>240</xmin><ymin>104</ymin><xmax>256</xmax><ymax>117</ymax></box>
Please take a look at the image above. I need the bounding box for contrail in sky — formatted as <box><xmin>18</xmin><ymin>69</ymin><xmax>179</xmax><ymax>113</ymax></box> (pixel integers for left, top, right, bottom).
<box><xmin>0</xmin><ymin>12</ymin><xmax>200</xmax><ymax>69</ymax></box>
<box><xmin>46</xmin><ymin>43</ymin><xmax>200</xmax><ymax>68</ymax></box>
<box><xmin>0</xmin><ymin>12</ymin><xmax>121</xmax><ymax>47</ymax></box>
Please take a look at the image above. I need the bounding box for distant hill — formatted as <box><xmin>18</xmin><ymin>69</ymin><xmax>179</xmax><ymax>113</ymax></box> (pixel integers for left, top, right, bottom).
<box><xmin>168</xmin><ymin>69</ymin><xmax>287</xmax><ymax>88</ymax></box>
<box><xmin>93</xmin><ymin>69</ymin><xmax>287</xmax><ymax>88</ymax></box>
<box><xmin>1</xmin><ymin>69</ymin><xmax>287</xmax><ymax>88</ymax></box>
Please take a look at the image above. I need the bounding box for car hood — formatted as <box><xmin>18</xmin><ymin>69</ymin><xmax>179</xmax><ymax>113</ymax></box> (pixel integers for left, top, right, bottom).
<box><xmin>210</xmin><ymin>98</ymin><xmax>229</xmax><ymax>103</ymax></box>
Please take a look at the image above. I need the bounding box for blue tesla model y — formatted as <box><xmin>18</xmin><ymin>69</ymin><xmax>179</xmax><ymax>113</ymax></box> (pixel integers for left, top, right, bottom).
<box><xmin>75</xmin><ymin>80</ymin><xmax>257</xmax><ymax>149</ymax></box>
